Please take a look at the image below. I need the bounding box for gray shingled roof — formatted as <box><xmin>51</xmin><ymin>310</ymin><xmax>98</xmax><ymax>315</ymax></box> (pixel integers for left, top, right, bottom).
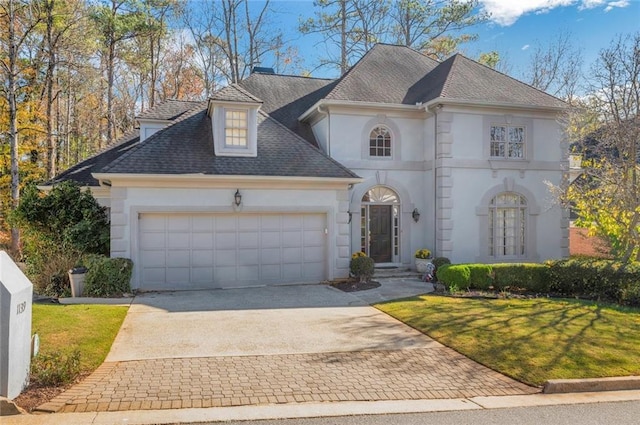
<box><xmin>324</xmin><ymin>44</ymin><xmax>440</xmax><ymax>104</ymax></box>
<box><xmin>136</xmin><ymin>99</ymin><xmax>201</xmax><ymax>121</ymax></box>
<box><xmin>210</xmin><ymin>83</ymin><xmax>263</xmax><ymax>103</ymax></box>
<box><xmin>239</xmin><ymin>73</ymin><xmax>336</xmax><ymax>145</ymax></box>
<box><xmin>101</xmin><ymin>104</ymin><xmax>358</xmax><ymax>179</ymax></box>
<box><xmin>411</xmin><ymin>54</ymin><xmax>566</xmax><ymax>108</ymax></box>
<box><xmin>47</xmin><ymin>130</ymin><xmax>140</xmax><ymax>186</ymax></box>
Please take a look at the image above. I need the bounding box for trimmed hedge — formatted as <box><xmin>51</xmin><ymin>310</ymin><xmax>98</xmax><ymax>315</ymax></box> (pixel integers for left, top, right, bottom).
<box><xmin>435</xmin><ymin>258</ymin><xmax>640</xmax><ymax>307</ymax></box>
<box><xmin>437</xmin><ymin>264</ymin><xmax>471</xmax><ymax>290</ymax></box>
<box><xmin>548</xmin><ymin>258</ymin><xmax>640</xmax><ymax>305</ymax></box>
<box><xmin>84</xmin><ymin>255</ymin><xmax>133</xmax><ymax>297</ymax></box>
<box><xmin>350</xmin><ymin>255</ymin><xmax>375</xmax><ymax>283</ymax></box>
<box><xmin>491</xmin><ymin>263</ymin><xmax>550</xmax><ymax>292</ymax></box>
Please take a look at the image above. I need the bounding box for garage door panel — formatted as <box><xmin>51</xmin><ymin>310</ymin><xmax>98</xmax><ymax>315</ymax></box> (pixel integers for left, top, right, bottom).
<box><xmin>168</xmin><ymin>233</ymin><xmax>190</xmax><ymax>249</ymax></box>
<box><xmin>282</xmin><ymin>231</ymin><xmax>302</xmax><ymax>247</ymax></box>
<box><xmin>141</xmin><ymin>250</ymin><xmax>165</xmax><ymax>267</ymax></box>
<box><xmin>192</xmin><ymin>250</ymin><xmax>214</xmax><ymax>266</ymax></box>
<box><xmin>166</xmin><ymin>250</ymin><xmax>190</xmax><ymax>267</ymax></box>
<box><xmin>166</xmin><ymin>267</ymin><xmax>189</xmax><ymax>283</ymax></box>
<box><xmin>216</xmin><ymin>250</ymin><xmax>237</xmax><ymax>266</ymax></box>
<box><xmin>283</xmin><ymin>264</ymin><xmax>302</xmax><ymax>279</ymax></box>
<box><xmin>167</xmin><ymin>216</ymin><xmax>190</xmax><ymax>231</ymax></box>
<box><xmin>192</xmin><ymin>216</ymin><xmax>214</xmax><ymax>232</ymax></box>
<box><xmin>238</xmin><ymin>232</ymin><xmax>258</xmax><ymax>248</ymax></box>
<box><xmin>139</xmin><ymin>213</ymin><xmax>326</xmax><ymax>290</ymax></box>
<box><xmin>191</xmin><ymin>267</ymin><xmax>214</xmax><ymax>283</ymax></box>
<box><xmin>192</xmin><ymin>233</ymin><xmax>214</xmax><ymax>249</ymax></box>
<box><xmin>140</xmin><ymin>233</ymin><xmax>165</xmax><ymax>249</ymax></box>
<box><xmin>304</xmin><ymin>246</ymin><xmax>324</xmax><ymax>262</ymax></box>
<box><xmin>261</xmin><ymin>231</ymin><xmax>281</xmax><ymax>248</ymax></box>
<box><xmin>304</xmin><ymin>230</ymin><xmax>324</xmax><ymax>246</ymax></box>
<box><xmin>216</xmin><ymin>232</ymin><xmax>237</xmax><ymax>249</ymax></box>
<box><xmin>282</xmin><ymin>247</ymin><xmax>301</xmax><ymax>263</ymax></box>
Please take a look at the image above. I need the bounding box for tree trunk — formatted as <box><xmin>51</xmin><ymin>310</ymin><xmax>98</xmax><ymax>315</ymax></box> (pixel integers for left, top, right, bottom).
<box><xmin>340</xmin><ymin>0</ymin><xmax>347</xmax><ymax>75</ymax></box>
<box><xmin>45</xmin><ymin>0</ymin><xmax>57</xmax><ymax>178</ymax></box>
<box><xmin>7</xmin><ymin>0</ymin><xmax>21</xmax><ymax>253</ymax></box>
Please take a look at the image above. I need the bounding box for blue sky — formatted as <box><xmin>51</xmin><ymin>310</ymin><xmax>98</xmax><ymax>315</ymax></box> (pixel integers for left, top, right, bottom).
<box><xmin>267</xmin><ymin>0</ymin><xmax>640</xmax><ymax>80</ymax></box>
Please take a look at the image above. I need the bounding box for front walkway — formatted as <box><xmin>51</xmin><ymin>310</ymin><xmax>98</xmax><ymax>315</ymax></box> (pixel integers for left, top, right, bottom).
<box><xmin>38</xmin><ymin>280</ymin><xmax>538</xmax><ymax>414</ymax></box>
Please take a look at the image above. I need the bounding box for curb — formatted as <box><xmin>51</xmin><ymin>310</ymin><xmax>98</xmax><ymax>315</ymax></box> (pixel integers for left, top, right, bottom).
<box><xmin>543</xmin><ymin>376</ymin><xmax>640</xmax><ymax>394</ymax></box>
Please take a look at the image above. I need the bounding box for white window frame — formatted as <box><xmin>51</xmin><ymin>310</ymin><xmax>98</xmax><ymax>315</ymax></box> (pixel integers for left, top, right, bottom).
<box><xmin>489</xmin><ymin>192</ymin><xmax>527</xmax><ymax>258</ymax></box>
<box><xmin>490</xmin><ymin>124</ymin><xmax>525</xmax><ymax>159</ymax></box>
<box><xmin>369</xmin><ymin>126</ymin><xmax>392</xmax><ymax>158</ymax></box>
<box><xmin>224</xmin><ymin>109</ymin><xmax>248</xmax><ymax>148</ymax></box>
<box><xmin>211</xmin><ymin>104</ymin><xmax>258</xmax><ymax>157</ymax></box>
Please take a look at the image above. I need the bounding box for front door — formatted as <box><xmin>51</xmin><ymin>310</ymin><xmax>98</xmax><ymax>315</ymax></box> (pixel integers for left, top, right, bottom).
<box><xmin>369</xmin><ymin>205</ymin><xmax>392</xmax><ymax>263</ymax></box>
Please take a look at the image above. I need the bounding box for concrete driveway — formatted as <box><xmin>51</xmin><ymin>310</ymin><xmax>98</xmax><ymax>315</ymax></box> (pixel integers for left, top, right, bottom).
<box><xmin>40</xmin><ymin>280</ymin><xmax>538</xmax><ymax>414</ymax></box>
<box><xmin>106</xmin><ymin>282</ymin><xmax>437</xmax><ymax>361</ymax></box>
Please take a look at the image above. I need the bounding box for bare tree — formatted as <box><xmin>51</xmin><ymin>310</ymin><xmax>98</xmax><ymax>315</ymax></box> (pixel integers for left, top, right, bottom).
<box><xmin>524</xmin><ymin>31</ymin><xmax>583</xmax><ymax>103</ymax></box>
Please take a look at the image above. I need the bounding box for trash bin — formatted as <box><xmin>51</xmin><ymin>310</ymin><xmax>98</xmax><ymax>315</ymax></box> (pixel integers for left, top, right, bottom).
<box><xmin>68</xmin><ymin>267</ymin><xmax>87</xmax><ymax>297</ymax></box>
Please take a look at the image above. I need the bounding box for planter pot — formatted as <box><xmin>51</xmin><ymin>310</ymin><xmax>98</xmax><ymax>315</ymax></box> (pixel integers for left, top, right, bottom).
<box><xmin>415</xmin><ymin>258</ymin><xmax>432</xmax><ymax>273</ymax></box>
<box><xmin>68</xmin><ymin>267</ymin><xmax>87</xmax><ymax>298</ymax></box>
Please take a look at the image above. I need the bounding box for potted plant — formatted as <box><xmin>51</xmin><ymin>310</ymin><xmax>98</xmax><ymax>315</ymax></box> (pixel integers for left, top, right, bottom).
<box><xmin>414</xmin><ymin>249</ymin><xmax>432</xmax><ymax>273</ymax></box>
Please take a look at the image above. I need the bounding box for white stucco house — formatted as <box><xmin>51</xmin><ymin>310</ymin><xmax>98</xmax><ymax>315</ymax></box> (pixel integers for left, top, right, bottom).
<box><xmin>50</xmin><ymin>44</ymin><xmax>569</xmax><ymax>291</ymax></box>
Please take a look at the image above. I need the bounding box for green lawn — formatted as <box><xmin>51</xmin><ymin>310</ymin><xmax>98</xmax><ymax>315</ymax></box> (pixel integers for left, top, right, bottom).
<box><xmin>32</xmin><ymin>304</ymin><xmax>128</xmax><ymax>372</ymax></box>
<box><xmin>376</xmin><ymin>296</ymin><xmax>640</xmax><ymax>386</ymax></box>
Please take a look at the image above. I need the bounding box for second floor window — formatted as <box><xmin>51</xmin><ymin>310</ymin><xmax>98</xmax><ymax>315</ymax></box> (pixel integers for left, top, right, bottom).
<box><xmin>490</xmin><ymin>125</ymin><xmax>524</xmax><ymax>159</ymax></box>
<box><xmin>225</xmin><ymin>109</ymin><xmax>248</xmax><ymax>147</ymax></box>
<box><xmin>369</xmin><ymin>126</ymin><xmax>391</xmax><ymax>157</ymax></box>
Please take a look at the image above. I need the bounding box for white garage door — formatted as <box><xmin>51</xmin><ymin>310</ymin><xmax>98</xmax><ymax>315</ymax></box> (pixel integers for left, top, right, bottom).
<box><xmin>138</xmin><ymin>213</ymin><xmax>327</xmax><ymax>290</ymax></box>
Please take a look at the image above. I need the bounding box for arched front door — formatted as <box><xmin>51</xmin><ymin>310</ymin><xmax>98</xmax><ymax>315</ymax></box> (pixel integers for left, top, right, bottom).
<box><xmin>361</xmin><ymin>186</ymin><xmax>400</xmax><ymax>263</ymax></box>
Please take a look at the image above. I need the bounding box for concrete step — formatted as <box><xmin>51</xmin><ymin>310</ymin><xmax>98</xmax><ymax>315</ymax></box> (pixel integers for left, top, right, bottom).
<box><xmin>374</xmin><ymin>267</ymin><xmax>420</xmax><ymax>279</ymax></box>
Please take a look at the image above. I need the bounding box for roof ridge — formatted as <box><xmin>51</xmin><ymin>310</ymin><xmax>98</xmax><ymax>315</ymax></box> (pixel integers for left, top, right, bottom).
<box><xmin>250</xmin><ymin>72</ymin><xmax>335</xmax><ymax>82</ymax></box>
<box><xmin>445</xmin><ymin>53</ymin><xmax>567</xmax><ymax>105</ymax></box>
<box><xmin>101</xmin><ymin>101</ymin><xmax>208</xmax><ymax>173</ymax></box>
<box><xmin>210</xmin><ymin>83</ymin><xmax>263</xmax><ymax>103</ymax></box>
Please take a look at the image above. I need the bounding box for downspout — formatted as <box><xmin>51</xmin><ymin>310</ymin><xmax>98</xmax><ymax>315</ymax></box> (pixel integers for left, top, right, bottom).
<box><xmin>432</xmin><ymin>106</ymin><xmax>439</xmax><ymax>257</ymax></box>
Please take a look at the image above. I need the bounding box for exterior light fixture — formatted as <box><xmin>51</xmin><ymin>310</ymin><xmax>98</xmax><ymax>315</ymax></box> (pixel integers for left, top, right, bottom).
<box><xmin>347</xmin><ymin>210</ymin><xmax>352</xmax><ymax>224</ymax></box>
<box><xmin>412</xmin><ymin>208</ymin><xmax>420</xmax><ymax>222</ymax></box>
<box><xmin>234</xmin><ymin>189</ymin><xmax>242</xmax><ymax>207</ymax></box>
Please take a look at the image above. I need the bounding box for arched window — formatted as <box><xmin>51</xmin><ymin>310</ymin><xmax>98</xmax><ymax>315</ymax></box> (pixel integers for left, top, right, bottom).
<box><xmin>369</xmin><ymin>126</ymin><xmax>391</xmax><ymax>157</ymax></box>
<box><xmin>489</xmin><ymin>193</ymin><xmax>527</xmax><ymax>257</ymax></box>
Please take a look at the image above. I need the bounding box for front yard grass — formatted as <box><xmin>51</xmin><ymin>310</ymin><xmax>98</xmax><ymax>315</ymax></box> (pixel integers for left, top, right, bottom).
<box><xmin>376</xmin><ymin>296</ymin><xmax>640</xmax><ymax>386</ymax></box>
<box><xmin>32</xmin><ymin>303</ymin><xmax>128</xmax><ymax>371</ymax></box>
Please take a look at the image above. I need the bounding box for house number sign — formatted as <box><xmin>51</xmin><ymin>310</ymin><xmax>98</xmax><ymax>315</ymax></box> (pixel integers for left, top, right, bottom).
<box><xmin>16</xmin><ymin>301</ymin><xmax>27</xmax><ymax>315</ymax></box>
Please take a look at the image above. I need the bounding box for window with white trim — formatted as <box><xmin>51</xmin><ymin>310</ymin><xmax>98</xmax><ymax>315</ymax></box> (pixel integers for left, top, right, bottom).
<box><xmin>490</xmin><ymin>125</ymin><xmax>525</xmax><ymax>159</ymax></box>
<box><xmin>224</xmin><ymin>109</ymin><xmax>248</xmax><ymax>147</ymax></box>
<box><xmin>369</xmin><ymin>126</ymin><xmax>391</xmax><ymax>157</ymax></box>
<box><xmin>489</xmin><ymin>192</ymin><xmax>527</xmax><ymax>257</ymax></box>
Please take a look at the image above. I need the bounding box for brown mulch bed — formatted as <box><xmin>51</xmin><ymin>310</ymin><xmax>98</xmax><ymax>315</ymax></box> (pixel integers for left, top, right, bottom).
<box><xmin>331</xmin><ymin>279</ymin><xmax>381</xmax><ymax>292</ymax></box>
<box><xmin>13</xmin><ymin>373</ymin><xmax>89</xmax><ymax>413</ymax></box>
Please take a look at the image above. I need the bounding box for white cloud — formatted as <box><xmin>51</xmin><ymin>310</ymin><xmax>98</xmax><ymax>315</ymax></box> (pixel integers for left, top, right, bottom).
<box><xmin>522</xmin><ymin>44</ymin><xmax>530</xmax><ymax>50</ymax></box>
<box><xmin>479</xmin><ymin>0</ymin><xmax>631</xmax><ymax>26</ymax></box>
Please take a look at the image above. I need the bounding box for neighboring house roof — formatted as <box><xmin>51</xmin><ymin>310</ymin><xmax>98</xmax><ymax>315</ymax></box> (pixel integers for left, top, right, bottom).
<box><xmin>239</xmin><ymin>73</ymin><xmax>336</xmax><ymax>145</ymax></box>
<box><xmin>136</xmin><ymin>99</ymin><xmax>202</xmax><ymax>121</ymax></box>
<box><xmin>408</xmin><ymin>54</ymin><xmax>566</xmax><ymax>109</ymax></box>
<box><xmin>101</xmin><ymin>105</ymin><xmax>358</xmax><ymax>179</ymax></box>
<box><xmin>210</xmin><ymin>83</ymin><xmax>263</xmax><ymax>103</ymax></box>
<box><xmin>47</xmin><ymin>130</ymin><xmax>140</xmax><ymax>186</ymax></box>
<box><xmin>323</xmin><ymin>44</ymin><xmax>440</xmax><ymax>104</ymax></box>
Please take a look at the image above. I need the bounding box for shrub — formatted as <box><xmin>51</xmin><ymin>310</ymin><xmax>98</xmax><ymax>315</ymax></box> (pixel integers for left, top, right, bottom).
<box><xmin>84</xmin><ymin>256</ymin><xmax>133</xmax><ymax>297</ymax></box>
<box><xmin>492</xmin><ymin>263</ymin><xmax>551</xmax><ymax>292</ymax></box>
<box><xmin>468</xmin><ymin>264</ymin><xmax>494</xmax><ymax>290</ymax></box>
<box><xmin>548</xmin><ymin>258</ymin><xmax>640</xmax><ymax>305</ymax></box>
<box><xmin>414</xmin><ymin>249</ymin><xmax>431</xmax><ymax>259</ymax></box>
<box><xmin>432</xmin><ymin>257</ymin><xmax>451</xmax><ymax>269</ymax></box>
<box><xmin>350</xmin><ymin>255</ymin><xmax>375</xmax><ymax>283</ymax></box>
<box><xmin>10</xmin><ymin>182</ymin><xmax>109</xmax><ymax>295</ymax></box>
<box><xmin>437</xmin><ymin>264</ymin><xmax>471</xmax><ymax>290</ymax></box>
<box><xmin>31</xmin><ymin>349</ymin><xmax>81</xmax><ymax>387</ymax></box>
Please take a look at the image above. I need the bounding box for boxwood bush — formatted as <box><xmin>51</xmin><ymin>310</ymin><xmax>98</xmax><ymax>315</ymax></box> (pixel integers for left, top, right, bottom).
<box><xmin>491</xmin><ymin>263</ymin><xmax>551</xmax><ymax>292</ymax></box>
<box><xmin>350</xmin><ymin>254</ymin><xmax>375</xmax><ymax>283</ymax></box>
<box><xmin>437</xmin><ymin>264</ymin><xmax>471</xmax><ymax>290</ymax></box>
<box><xmin>548</xmin><ymin>258</ymin><xmax>640</xmax><ymax>305</ymax></box>
<box><xmin>84</xmin><ymin>255</ymin><xmax>133</xmax><ymax>297</ymax></box>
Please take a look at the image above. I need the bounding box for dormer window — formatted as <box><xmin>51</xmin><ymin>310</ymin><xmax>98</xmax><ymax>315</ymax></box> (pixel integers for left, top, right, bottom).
<box><xmin>225</xmin><ymin>109</ymin><xmax>248</xmax><ymax>147</ymax></box>
<box><xmin>208</xmin><ymin>84</ymin><xmax>262</xmax><ymax>157</ymax></box>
